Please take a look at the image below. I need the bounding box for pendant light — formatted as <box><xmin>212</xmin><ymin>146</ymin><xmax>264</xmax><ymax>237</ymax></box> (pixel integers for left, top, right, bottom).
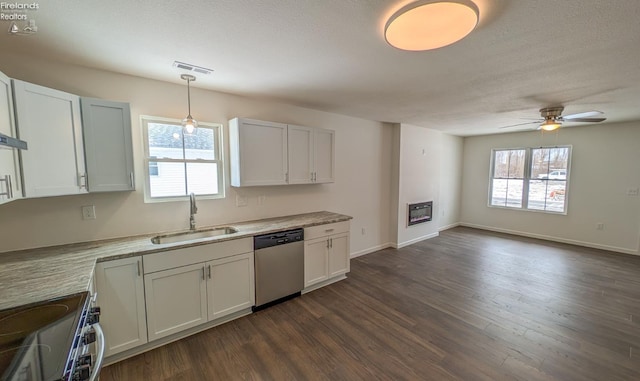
<box><xmin>180</xmin><ymin>74</ymin><xmax>198</xmax><ymax>135</ymax></box>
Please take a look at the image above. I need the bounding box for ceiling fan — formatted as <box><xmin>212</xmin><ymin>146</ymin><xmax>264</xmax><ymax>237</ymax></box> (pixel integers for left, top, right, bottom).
<box><xmin>499</xmin><ymin>106</ymin><xmax>606</xmax><ymax>131</ymax></box>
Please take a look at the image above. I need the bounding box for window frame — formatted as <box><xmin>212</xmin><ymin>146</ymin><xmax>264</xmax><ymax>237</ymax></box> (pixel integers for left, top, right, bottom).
<box><xmin>141</xmin><ymin>115</ymin><xmax>225</xmax><ymax>203</ymax></box>
<box><xmin>488</xmin><ymin>145</ymin><xmax>572</xmax><ymax>215</ymax></box>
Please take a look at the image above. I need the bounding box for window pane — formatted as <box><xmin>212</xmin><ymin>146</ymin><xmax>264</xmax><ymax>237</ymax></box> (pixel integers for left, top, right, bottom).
<box><xmin>491</xmin><ymin>179</ymin><xmax>523</xmax><ymax>207</ymax></box>
<box><xmin>505</xmin><ymin>179</ymin><xmax>523</xmax><ymax>208</ymax></box>
<box><xmin>184</xmin><ymin>128</ymin><xmax>215</xmax><ymax>160</ymax></box>
<box><xmin>148</xmin><ymin>123</ymin><xmax>184</xmax><ymax>159</ymax></box>
<box><xmin>186</xmin><ymin>163</ymin><xmax>219</xmax><ymax>195</ymax></box>
<box><xmin>528</xmin><ymin>179</ymin><xmax>566</xmax><ymax>212</ymax></box>
<box><xmin>149</xmin><ymin>162</ymin><xmax>186</xmax><ymax>197</ymax></box>
<box><xmin>532</xmin><ymin>147</ymin><xmax>569</xmax><ymax>179</ymax></box>
<box><xmin>491</xmin><ymin>179</ymin><xmax>507</xmax><ymax>206</ymax></box>
<box><xmin>493</xmin><ymin>149</ymin><xmax>525</xmax><ymax>178</ymax></box>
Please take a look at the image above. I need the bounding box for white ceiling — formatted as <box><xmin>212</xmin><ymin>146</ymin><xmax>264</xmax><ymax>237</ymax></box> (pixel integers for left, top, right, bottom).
<box><xmin>2</xmin><ymin>0</ymin><xmax>640</xmax><ymax>136</ymax></box>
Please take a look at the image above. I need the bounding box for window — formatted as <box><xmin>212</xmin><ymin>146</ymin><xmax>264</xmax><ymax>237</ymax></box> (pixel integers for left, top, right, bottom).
<box><xmin>489</xmin><ymin>146</ymin><xmax>571</xmax><ymax>213</ymax></box>
<box><xmin>142</xmin><ymin>116</ymin><xmax>224</xmax><ymax>202</ymax></box>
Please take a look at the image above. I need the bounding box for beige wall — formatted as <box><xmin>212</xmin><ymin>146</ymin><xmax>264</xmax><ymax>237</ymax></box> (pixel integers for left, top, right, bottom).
<box><xmin>0</xmin><ymin>53</ymin><xmax>393</xmax><ymax>254</ymax></box>
<box><xmin>391</xmin><ymin>123</ymin><xmax>463</xmax><ymax>248</ymax></box>
<box><xmin>461</xmin><ymin>122</ymin><xmax>640</xmax><ymax>254</ymax></box>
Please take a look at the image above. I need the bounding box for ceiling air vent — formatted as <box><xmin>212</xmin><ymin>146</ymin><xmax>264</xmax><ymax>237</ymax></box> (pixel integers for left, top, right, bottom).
<box><xmin>172</xmin><ymin>61</ymin><xmax>213</xmax><ymax>75</ymax></box>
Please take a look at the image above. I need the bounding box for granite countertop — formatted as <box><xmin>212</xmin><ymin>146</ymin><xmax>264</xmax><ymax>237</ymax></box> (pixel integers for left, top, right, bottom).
<box><xmin>0</xmin><ymin>211</ymin><xmax>352</xmax><ymax>311</ymax></box>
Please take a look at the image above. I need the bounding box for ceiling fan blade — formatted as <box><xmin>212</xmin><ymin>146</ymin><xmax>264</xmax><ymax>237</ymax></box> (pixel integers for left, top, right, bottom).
<box><xmin>563</xmin><ymin>117</ymin><xmax>607</xmax><ymax>123</ymax></box>
<box><xmin>562</xmin><ymin>110</ymin><xmax>603</xmax><ymax>120</ymax></box>
<box><xmin>498</xmin><ymin>120</ymin><xmax>541</xmax><ymax>129</ymax></box>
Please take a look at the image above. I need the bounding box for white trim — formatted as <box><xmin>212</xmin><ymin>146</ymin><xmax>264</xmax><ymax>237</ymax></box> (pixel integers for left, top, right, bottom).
<box><xmin>393</xmin><ymin>232</ymin><xmax>439</xmax><ymax>249</ymax></box>
<box><xmin>350</xmin><ymin>243</ymin><xmax>393</xmax><ymax>258</ymax></box>
<box><xmin>438</xmin><ymin>222</ymin><xmax>461</xmax><ymax>232</ymax></box>
<box><xmin>460</xmin><ymin>222</ymin><xmax>640</xmax><ymax>256</ymax></box>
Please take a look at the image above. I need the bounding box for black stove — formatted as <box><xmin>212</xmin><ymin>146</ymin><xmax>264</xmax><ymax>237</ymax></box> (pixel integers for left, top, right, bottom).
<box><xmin>0</xmin><ymin>292</ymin><xmax>102</xmax><ymax>381</ymax></box>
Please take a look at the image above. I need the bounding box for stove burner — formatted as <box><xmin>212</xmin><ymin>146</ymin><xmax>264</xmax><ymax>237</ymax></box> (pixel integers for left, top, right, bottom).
<box><xmin>0</xmin><ymin>293</ymin><xmax>89</xmax><ymax>381</ymax></box>
<box><xmin>0</xmin><ymin>304</ymin><xmax>71</xmax><ymax>344</ymax></box>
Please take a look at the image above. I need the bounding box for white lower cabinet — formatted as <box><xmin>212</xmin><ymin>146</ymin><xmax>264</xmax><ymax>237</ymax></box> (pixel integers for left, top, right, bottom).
<box><xmin>144</xmin><ymin>263</ymin><xmax>208</xmax><ymax>341</ymax></box>
<box><xmin>142</xmin><ymin>238</ymin><xmax>255</xmax><ymax>342</ymax></box>
<box><xmin>94</xmin><ymin>257</ymin><xmax>147</xmax><ymax>357</ymax></box>
<box><xmin>207</xmin><ymin>252</ymin><xmax>255</xmax><ymax>321</ymax></box>
<box><xmin>304</xmin><ymin>222</ymin><xmax>350</xmax><ymax>289</ymax></box>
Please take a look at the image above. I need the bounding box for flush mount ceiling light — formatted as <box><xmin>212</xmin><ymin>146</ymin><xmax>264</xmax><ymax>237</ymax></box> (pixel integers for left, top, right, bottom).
<box><xmin>180</xmin><ymin>74</ymin><xmax>198</xmax><ymax>135</ymax></box>
<box><xmin>384</xmin><ymin>0</ymin><xmax>479</xmax><ymax>51</ymax></box>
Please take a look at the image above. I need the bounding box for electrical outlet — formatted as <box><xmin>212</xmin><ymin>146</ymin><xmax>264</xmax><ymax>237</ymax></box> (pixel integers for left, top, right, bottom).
<box><xmin>596</xmin><ymin>223</ymin><xmax>604</xmax><ymax>231</ymax></box>
<box><xmin>235</xmin><ymin>195</ymin><xmax>248</xmax><ymax>207</ymax></box>
<box><xmin>81</xmin><ymin>205</ymin><xmax>96</xmax><ymax>220</ymax></box>
<box><xmin>361</xmin><ymin>227</ymin><xmax>366</xmax><ymax>235</ymax></box>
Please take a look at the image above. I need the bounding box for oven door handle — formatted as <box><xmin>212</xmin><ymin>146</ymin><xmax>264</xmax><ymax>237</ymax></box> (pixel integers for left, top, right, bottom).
<box><xmin>89</xmin><ymin>323</ymin><xmax>105</xmax><ymax>381</ymax></box>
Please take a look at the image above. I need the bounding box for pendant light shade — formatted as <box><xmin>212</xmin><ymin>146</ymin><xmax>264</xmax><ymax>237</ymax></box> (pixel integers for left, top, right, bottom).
<box><xmin>385</xmin><ymin>0</ymin><xmax>479</xmax><ymax>51</ymax></box>
<box><xmin>180</xmin><ymin>74</ymin><xmax>198</xmax><ymax>135</ymax></box>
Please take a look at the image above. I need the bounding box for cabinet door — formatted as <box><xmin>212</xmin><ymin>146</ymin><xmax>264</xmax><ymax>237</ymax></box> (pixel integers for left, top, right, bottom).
<box><xmin>12</xmin><ymin>80</ymin><xmax>86</xmax><ymax>197</ymax></box>
<box><xmin>94</xmin><ymin>257</ymin><xmax>147</xmax><ymax>356</ymax></box>
<box><xmin>287</xmin><ymin>125</ymin><xmax>313</xmax><ymax>184</ymax></box>
<box><xmin>0</xmin><ymin>71</ymin><xmax>21</xmax><ymax>204</ymax></box>
<box><xmin>81</xmin><ymin>98</ymin><xmax>134</xmax><ymax>192</ymax></box>
<box><xmin>144</xmin><ymin>263</ymin><xmax>207</xmax><ymax>341</ymax></box>
<box><xmin>328</xmin><ymin>233</ymin><xmax>350</xmax><ymax>278</ymax></box>
<box><xmin>313</xmin><ymin>128</ymin><xmax>335</xmax><ymax>183</ymax></box>
<box><xmin>304</xmin><ymin>237</ymin><xmax>329</xmax><ymax>288</ymax></box>
<box><xmin>207</xmin><ymin>252</ymin><xmax>255</xmax><ymax>321</ymax></box>
<box><xmin>229</xmin><ymin>118</ymin><xmax>288</xmax><ymax>186</ymax></box>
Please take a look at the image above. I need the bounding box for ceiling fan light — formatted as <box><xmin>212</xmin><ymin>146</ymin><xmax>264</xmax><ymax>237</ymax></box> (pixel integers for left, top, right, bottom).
<box><xmin>540</xmin><ymin>120</ymin><xmax>561</xmax><ymax>131</ymax></box>
<box><xmin>384</xmin><ymin>0</ymin><xmax>479</xmax><ymax>51</ymax></box>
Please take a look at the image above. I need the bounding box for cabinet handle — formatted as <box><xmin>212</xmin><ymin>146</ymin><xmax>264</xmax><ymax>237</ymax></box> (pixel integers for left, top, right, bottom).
<box><xmin>7</xmin><ymin>175</ymin><xmax>12</xmax><ymax>199</ymax></box>
<box><xmin>330</xmin><ymin>238</ymin><xmax>333</xmax><ymax>248</ymax></box>
<box><xmin>79</xmin><ymin>173</ymin><xmax>87</xmax><ymax>189</ymax></box>
<box><xmin>327</xmin><ymin>239</ymin><xmax>330</xmax><ymax>249</ymax></box>
<box><xmin>130</xmin><ymin>172</ymin><xmax>134</xmax><ymax>188</ymax></box>
<box><xmin>207</xmin><ymin>265</ymin><xmax>212</xmax><ymax>279</ymax></box>
<box><xmin>325</xmin><ymin>228</ymin><xmax>334</xmax><ymax>233</ymax></box>
<box><xmin>137</xmin><ymin>260</ymin><xmax>141</xmax><ymax>277</ymax></box>
<box><xmin>202</xmin><ymin>267</ymin><xmax>206</xmax><ymax>280</ymax></box>
<box><xmin>285</xmin><ymin>172</ymin><xmax>289</xmax><ymax>182</ymax></box>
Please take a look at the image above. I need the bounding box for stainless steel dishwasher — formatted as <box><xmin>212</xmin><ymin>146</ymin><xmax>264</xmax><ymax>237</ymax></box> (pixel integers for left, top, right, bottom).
<box><xmin>253</xmin><ymin>228</ymin><xmax>304</xmax><ymax>310</ymax></box>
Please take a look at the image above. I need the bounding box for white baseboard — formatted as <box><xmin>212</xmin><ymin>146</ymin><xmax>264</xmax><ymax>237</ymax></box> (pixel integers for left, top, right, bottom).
<box><xmin>350</xmin><ymin>243</ymin><xmax>393</xmax><ymax>258</ymax></box>
<box><xmin>460</xmin><ymin>222</ymin><xmax>640</xmax><ymax>256</ymax></box>
<box><xmin>393</xmin><ymin>232</ymin><xmax>439</xmax><ymax>249</ymax></box>
<box><xmin>438</xmin><ymin>222</ymin><xmax>461</xmax><ymax>232</ymax></box>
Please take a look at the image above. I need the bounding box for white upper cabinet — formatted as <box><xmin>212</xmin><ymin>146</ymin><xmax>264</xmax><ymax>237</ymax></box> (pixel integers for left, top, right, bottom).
<box><xmin>229</xmin><ymin>118</ymin><xmax>288</xmax><ymax>187</ymax></box>
<box><xmin>230</xmin><ymin>117</ymin><xmax>335</xmax><ymax>187</ymax></box>
<box><xmin>288</xmin><ymin>125</ymin><xmax>334</xmax><ymax>184</ymax></box>
<box><xmin>0</xmin><ymin>71</ymin><xmax>22</xmax><ymax>205</ymax></box>
<box><xmin>12</xmin><ymin>80</ymin><xmax>87</xmax><ymax>197</ymax></box>
<box><xmin>287</xmin><ymin>125</ymin><xmax>314</xmax><ymax>184</ymax></box>
<box><xmin>80</xmin><ymin>97</ymin><xmax>134</xmax><ymax>192</ymax></box>
<box><xmin>312</xmin><ymin>127</ymin><xmax>335</xmax><ymax>183</ymax></box>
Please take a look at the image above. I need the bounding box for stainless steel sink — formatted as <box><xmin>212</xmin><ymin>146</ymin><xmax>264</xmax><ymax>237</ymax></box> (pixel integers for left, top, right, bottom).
<box><xmin>151</xmin><ymin>227</ymin><xmax>238</xmax><ymax>244</ymax></box>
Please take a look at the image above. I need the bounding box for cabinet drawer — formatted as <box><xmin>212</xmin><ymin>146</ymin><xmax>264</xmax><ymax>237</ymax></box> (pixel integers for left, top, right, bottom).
<box><xmin>304</xmin><ymin>221</ymin><xmax>350</xmax><ymax>240</ymax></box>
<box><xmin>143</xmin><ymin>237</ymin><xmax>253</xmax><ymax>274</ymax></box>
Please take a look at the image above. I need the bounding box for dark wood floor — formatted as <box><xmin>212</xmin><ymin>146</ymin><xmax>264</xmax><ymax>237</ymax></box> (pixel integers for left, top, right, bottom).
<box><xmin>101</xmin><ymin>227</ymin><xmax>640</xmax><ymax>380</ymax></box>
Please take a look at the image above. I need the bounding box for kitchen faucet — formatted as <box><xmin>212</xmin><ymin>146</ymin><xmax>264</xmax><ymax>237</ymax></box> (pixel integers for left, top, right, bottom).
<box><xmin>189</xmin><ymin>192</ymin><xmax>198</xmax><ymax>230</ymax></box>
